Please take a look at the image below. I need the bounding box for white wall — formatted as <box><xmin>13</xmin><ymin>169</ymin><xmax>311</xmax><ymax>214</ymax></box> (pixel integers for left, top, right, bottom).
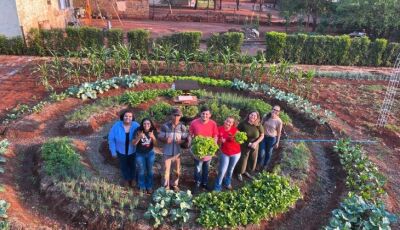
<box><xmin>0</xmin><ymin>0</ymin><xmax>22</xmax><ymax>37</ymax></box>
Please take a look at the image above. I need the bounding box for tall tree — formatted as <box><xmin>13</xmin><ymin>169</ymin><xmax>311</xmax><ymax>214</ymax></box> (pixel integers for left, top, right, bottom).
<box><xmin>278</xmin><ymin>0</ymin><xmax>332</xmax><ymax>31</ymax></box>
<box><xmin>332</xmin><ymin>0</ymin><xmax>400</xmax><ymax>38</ymax></box>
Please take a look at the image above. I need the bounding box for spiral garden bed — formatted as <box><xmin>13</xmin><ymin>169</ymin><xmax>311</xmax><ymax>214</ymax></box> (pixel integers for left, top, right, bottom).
<box><xmin>0</xmin><ymin>74</ymin><xmax>397</xmax><ymax>229</ymax></box>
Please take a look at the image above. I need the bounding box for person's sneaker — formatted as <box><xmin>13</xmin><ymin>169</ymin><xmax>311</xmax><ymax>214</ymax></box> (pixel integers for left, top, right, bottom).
<box><xmin>226</xmin><ymin>184</ymin><xmax>233</xmax><ymax>190</ymax></box>
<box><xmin>237</xmin><ymin>174</ymin><xmax>243</xmax><ymax>182</ymax></box>
<box><xmin>147</xmin><ymin>188</ymin><xmax>153</xmax><ymax>194</ymax></box>
<box><xmin>139</xmin><ymin>188</ymin><xmax>146</xmax><ymax>194</ymax></box>
<box><xmin>164</xmin><ymin>186</ymin><xmax>170</xmax><ymax>190</ymax></box>
<box><xmin>244</xmin><ymin>172</ymin><xmax>254</xmax><ymax>179</ymax></box>
<box><xmin>172</xmin><ymin>186</ymin><xmax>180</xmax><ymax>192</ymax></box>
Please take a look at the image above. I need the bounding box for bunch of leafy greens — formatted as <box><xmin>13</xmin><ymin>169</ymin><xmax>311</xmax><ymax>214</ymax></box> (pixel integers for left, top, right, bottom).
<box><xmin>191</xmin><ymin>136</ymin><xmax>218</xmax><ymax>159</ymax></box>
<box><xmin>234</xmin><ymin>131</ymin><xmax>248</xmax><ymax>144</ymax></box>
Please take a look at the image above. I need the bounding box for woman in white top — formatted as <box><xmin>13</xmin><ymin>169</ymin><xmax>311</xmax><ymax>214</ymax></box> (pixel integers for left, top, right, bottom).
<box><xmin>258</xmin><ymin>105</ymin><xmax>283</xmax><ymax>169</ymax></box>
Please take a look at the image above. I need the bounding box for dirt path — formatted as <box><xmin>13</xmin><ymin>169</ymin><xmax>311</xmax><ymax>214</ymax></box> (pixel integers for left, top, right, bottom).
<box><xmin>269</xmin><ymin>142</ymin><xmax>345</xmax><ymax>229</ymax></box>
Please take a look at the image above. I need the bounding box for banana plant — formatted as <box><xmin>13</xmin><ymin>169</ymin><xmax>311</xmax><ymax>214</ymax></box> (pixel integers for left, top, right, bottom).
<box><xmin>257</xmin><ymin>54</ymin><xmax>267</xmax><ymax>84</ymax></box>
<box><xmin>248</xmin><ymin>56</ymin><xmax>259</xmax><ymax>83</ymax></box>
<box><xmin>133</xmin><ymin>52</ymin><xmax>143</xmax><ymax>75</ymax></box>
<box><xmin>181</xmin><ymin>51</ymin><xmax>193</xmax><ymax>75</ymax></box>
<box><xmin>171</xmin><ymin>49</ymin><xmax>181</xmax><ymax>74</ymax></box>
<box><xmin>200</xmin><ymin>49</ymin><xmax>212</xmax><ymax>77</ymax></box>
<box><xmin>267</xmin><ymin>63</ymin><xmax>278</xmax><ymax>85</ymax></box>
<box><xmin>219</xmin><ymin>46</ymin><xmax>234</xmax><ymax>78</ymax></box>
<box><xmin>159</xmin><ymin>43</ymin><xmax>176</xmax><ymax>75</ymax></box>
<box><xmin>149</xmin><ymin>43</ymin><xmax>162</xmax><ymax>75</ymax></box>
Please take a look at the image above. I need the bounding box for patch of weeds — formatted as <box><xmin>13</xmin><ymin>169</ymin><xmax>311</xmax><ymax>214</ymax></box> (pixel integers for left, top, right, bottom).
<box><xmin>360</xmin><ymin>84</ymin><xmax>385</xmax><ymax>92</ymax></box>
<box><xmin>279</xmin><ymin>142</ymin><xmax>311</xmax><ymax>182</ymax></box>
<box><xmin>385</xmin><ymin>124</ymin><xmax>400</xmax><ymax>133</ymax></box>
<box><xmin>66</xmin><ymin>96</ymin><xmax>121</xmax><ymax>122</ymax></box>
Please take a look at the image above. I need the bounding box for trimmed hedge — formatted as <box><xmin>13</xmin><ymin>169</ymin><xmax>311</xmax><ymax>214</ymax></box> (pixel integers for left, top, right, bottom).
<box><xmin>0</xmin><ymin>35</ymin><xmax>25</xmax><ymax>55</ymax></box>
<box><xmin>106</xmin><ymin>28</ymin><xmax>123</xmax><ymax>47</ymax></box>
<box><xmin>40</xmin><ymin>28</ymin><xmax>66</xmax><ymax>55</ymax></box>
<box><xmin>65</xmin><ymin>27</ymin><xmax>81</xmax><ymax>51</ymax></box>
<box><xmin>265</xmin><ymin>31</ymin><xmax>287</xmax><ymax>62</ymax></box>
<box><xmin>347</xmin><ymin>36</ymin><xmax>370</xmax><ymax>66</ymax></box>
<box><xmin>207</xmin><ymin>32</ymin><xmax>244</xmax><ymax>53</ymax></box>
<box><xmin>382</xmin><ymin>42</ymin><xmax>400</xmax><ymax>66</ymax></box>
<box><xmin>80</xmin><ymin>26</ymin><xmax>104</xmax><ymax>48</ymax></box>
<box><xmin>127</xmin><ymin>29</ymin><xmax>150</xmax><ymax>56</ymax></box>
<box><xmin>284</xmin><ymin>34</ymin><xmax>307</xmax><ymax>63</ymax></box>
<box><xmin>368</xmin><ymin>38</ymin><xmax>388</xmax><ymax>67</ymax></box>
<box><xmin>267</xmin><ymin>32</ymin><xmax>394</xmax><ymax>66</ymax></box>
<box><xmin>157</xmin><ymin>31</ymin><xmax>202</xmax><ymax>53</ymax></box>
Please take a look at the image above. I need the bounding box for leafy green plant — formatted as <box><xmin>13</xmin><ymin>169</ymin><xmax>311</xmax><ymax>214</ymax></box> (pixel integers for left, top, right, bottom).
<box><xmin>234</xmin><ymin>131</ymin><xmax>247</xmax><ymax>144</ymax></box>
<box><xmin>191</xmin><ymin>136</ymin><xmax>218</xmax><ymax>159</ymax></box>
<box><xmin>57</xmin><ymin>177</ymin><xmax>139</xmax><ymax>223</ymax></box>
<box><xmin>334</xmin><ymin>139</ymin><xmax>386</xmax><ymax>201</ymax></box>
<box><xmin>205</xmin><ymin>100</ymin><xmax>240</xmax><ymax>125</ymax></box>
<box><xmin>325</xmin><ymin>195</ymin><xmax>397</xmax><ymax>230</ymax></box>
<box><xmin>137</xmin><ymin>102</ymin><xmax>172</xmax><ymax>122</ymax></box>
<box><xmin>194</xmin><ymin>172</ymin><xmax>301</xmax><ymax>228</ymax></box>
<box><xmin>181</xmin><ymin>106</ymin><xmax>198</xmax><ymax>118</ymax></box>
<box><xmin>0</xmin><ymin>199</ymin><xmax>10</xmax><ymax>229</ymax></box>
<box><xmin>106</xmin><ymin>28</ymin><xmax>123</xmax><ymax>47</ymax></box>
<box><xmin>145</xmin><ymin>187</ymin><xmax>192</xmax><ymax>227</ymax></box>
<box><xmin>0</xmin><ymin>139</ymin><xmax>9</xmax><ymax>174</ymax></box>
<box><xmin>41</xmin><ymin>137</ymin><xmax>84</xmax><ymax>179</ymax></box>
<box><xmin>66</xmin><ymin>74</ymin><xmax>142</xmax><ymax>100</ymax></box>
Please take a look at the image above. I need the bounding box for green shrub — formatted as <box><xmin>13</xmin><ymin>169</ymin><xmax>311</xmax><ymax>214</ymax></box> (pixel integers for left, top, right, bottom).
<box><xmin>65</xmin><ymin>26</ymin><xmax>81</xmax><ymax>51</ymax></box>
<box><xmin>194</xmin><ymin>172</ymin><xmax>301</xmax><ymax>228</ymax></box>
<box><xmin>382</xmin><ymin>42</ymin><xmax>400</xmax><ymax>67</ymax></box>
<box><xmin>106</xmin><ymin>28</ymin><xmax>123</xmax><ymax>47</ymax></box>
<box><xmin>127</xmin><ymin>29</ymin><xmax>150</xmax><ymax>56</ymax></box>
<box><xmin>40</xmin><ymin>28</ymin><xmax>66</xmax><ymax>55</ymax></box>
<box><xmin>265</xmin><ymin>31</ymin><xmax>287</xmax><ymax>62</ymax></box>
<box><xmin>0</xmin><ymin>36</ymin><xmax>26</xmax><ymax>55</ymax></box>
<box><xmin>41</xmin><ymin>137</ymin><xmax>84</xmax><ymax>179</ymax></box>
<box><xmin>347</xmin><ymin>36</ymin><xmax>371</xmax><ymax>66</ymax></box>
<box><xmin>0</xmin><ymin>35</ymin><xmax>7</xmax><ymax>54</ymax></box>
<box><xmin>331</xmin><ymin>35</ymin><xmax>351</xmax><ymax>65</ymax></box>
<box><xmin>80</xmin><ymin>26</ymin><xmax>104</xmax><ymax>48</ymax></box>
<box><xmin>158</xmin><ymin>32</ymin><xmax>202</xmax><ymax>53</ymax></box>
<box><xmin>302</xmin><ymin>35</ymin><xmax>327</xmax><ymax>64</ymax></box>
<box><xmin>367</xmin><ymin>38</ymin><xmax>387</xmax><ymax>67</ymax></box>
<box><xmin>26</xmin><ymin>28</ymin><xmax>46</xmax><ymax>55</ymax></box>
<box><xmin>285</xmin><ymin>34</ymin><xmax>307</xmax><ymax>63</ymax></box>
<box><xmin>207</xmin><ymin>32</ymin><xmax>244</xmax><ymax>53</ymax></box>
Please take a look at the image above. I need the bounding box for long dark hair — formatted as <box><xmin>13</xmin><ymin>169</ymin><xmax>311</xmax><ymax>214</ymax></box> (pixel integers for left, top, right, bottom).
<box><xmin>138</xmin><ymin>118</ymin><xmax>156</xmax><ymax>132</ymax></box>
<box><xmin>262</xmin><ymin>113</ymin><xmax>272</xmax><ymax>124</ymax></box>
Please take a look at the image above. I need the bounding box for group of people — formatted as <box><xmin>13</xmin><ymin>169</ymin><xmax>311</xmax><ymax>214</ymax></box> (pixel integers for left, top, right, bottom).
<box><xmin>108</xmin><ymin>104</ymin><xmax>283</xmax><ymax>193</ymax></box>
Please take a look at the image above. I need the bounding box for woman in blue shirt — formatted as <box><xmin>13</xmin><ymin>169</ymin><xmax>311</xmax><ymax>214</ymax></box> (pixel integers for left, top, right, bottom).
<box><xmin>108</xmin><ymin>109</ymin><xmax>140</xmax><ymax>187</ymax></box>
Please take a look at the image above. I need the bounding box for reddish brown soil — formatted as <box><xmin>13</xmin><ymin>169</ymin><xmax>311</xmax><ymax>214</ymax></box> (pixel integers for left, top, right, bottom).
<box><xmin>0</xmin><ymin>56</ymin><xmax>399</xmax><ymax>228</ymax></box>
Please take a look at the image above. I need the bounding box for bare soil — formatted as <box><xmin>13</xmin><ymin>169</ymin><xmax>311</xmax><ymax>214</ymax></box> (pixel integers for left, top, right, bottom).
<box><xmin>0</xmin><ymin>56</ymin><xmax>399</xmax><ymax>229</ymax></box>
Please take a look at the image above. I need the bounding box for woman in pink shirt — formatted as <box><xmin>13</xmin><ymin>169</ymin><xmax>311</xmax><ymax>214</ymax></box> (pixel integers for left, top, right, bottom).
<box><xmin>214</xmin><ymin>116</ymin><xmax>241</xmax><ymax>191</ymax></box>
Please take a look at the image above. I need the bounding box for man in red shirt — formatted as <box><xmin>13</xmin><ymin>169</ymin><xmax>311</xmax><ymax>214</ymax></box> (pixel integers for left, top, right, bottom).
<box><xmin>189</xmin><ymin>106</ymin><xmax>218</xmax><ymax>191</ymax></box>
